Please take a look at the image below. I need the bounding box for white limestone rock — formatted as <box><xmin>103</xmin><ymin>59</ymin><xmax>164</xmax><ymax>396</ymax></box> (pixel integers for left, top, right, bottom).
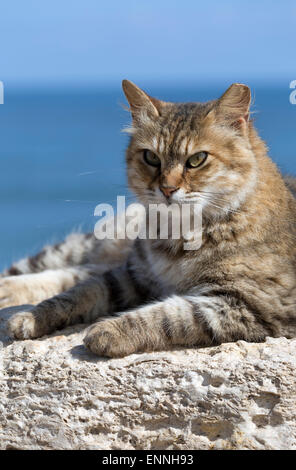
<box><xmin>1</xmin><ymin>305</ymin><xmax>295</xmax><ymax>450</ymax></box>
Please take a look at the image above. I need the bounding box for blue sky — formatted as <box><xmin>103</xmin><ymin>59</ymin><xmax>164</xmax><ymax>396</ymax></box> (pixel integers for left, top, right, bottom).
<box><xmin>0</xmin><ymin>0</ymin><xmax>295</xmax><ymax>86</ymax></box>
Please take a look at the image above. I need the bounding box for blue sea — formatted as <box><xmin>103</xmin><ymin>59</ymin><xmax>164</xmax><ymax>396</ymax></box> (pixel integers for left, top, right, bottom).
<box><xmin>0</xmin><ymin>84</ymin><xmax>295</xmax><ymax>271</ymax></box>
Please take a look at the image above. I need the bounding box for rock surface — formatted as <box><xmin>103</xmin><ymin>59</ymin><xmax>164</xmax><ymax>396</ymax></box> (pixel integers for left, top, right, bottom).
<box><xmin>0</xmin><ymin>305</ymin><xmax>296</xmax><ymax>450</ymax></box>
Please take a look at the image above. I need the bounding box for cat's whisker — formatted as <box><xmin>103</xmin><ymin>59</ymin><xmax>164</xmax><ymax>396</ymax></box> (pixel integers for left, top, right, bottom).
<box><xmin>180</xmin><ymin>194</ymin><xmax>241</xmax><ymax>215</ymax></box>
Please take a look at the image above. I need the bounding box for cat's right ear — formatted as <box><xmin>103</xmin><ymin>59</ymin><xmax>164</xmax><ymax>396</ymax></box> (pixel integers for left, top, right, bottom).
<box><xmin>122</xmin><ymin>80</ymin><xmax>163</xmax><ymax>122</ymax></box>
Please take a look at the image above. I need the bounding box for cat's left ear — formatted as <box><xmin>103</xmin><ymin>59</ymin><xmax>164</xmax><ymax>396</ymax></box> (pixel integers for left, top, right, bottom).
<box><xmin>122</xmin><ymin>79</ymin><xmax>164</xmax><ymax>122</ymax></box>
<box><xmin>210</xmin><ymin>83</ymin><xmax>251</xmax><ymax>135</ymax></box>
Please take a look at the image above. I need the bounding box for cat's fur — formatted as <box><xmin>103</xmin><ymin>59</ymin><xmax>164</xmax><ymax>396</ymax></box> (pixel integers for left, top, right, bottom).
<box><xmin>3</xmin><ymin>80</ymin><xmax>296</xmax><ymax>357</ymax></box>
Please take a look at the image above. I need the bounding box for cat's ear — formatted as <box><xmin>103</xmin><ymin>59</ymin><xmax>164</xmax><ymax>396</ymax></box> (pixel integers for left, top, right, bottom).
<box><xmin>122</xmin><ymin>79</ymin><xmax>163</xmax><ymax>121</ymax></box>
<box><xmin>206</xmin><ymin>83</ymin><xmax>251</xmax><ymax>135</ymax></box>
<box><xmin>208</xmin><ymin>83</ymin><xmax>251</xmax><ymax>135</ymax></box>
<box><xmin>218</xmin><ymin>83</ymin><xmax>251</xmax><ymax>121</ymax></box>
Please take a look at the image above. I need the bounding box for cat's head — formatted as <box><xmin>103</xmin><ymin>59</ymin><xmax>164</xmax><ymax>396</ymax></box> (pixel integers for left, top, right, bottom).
<box><xmin>123</xmin><ymin>80</ymin><xmax>258</xmax><ymax>219</ymax></box>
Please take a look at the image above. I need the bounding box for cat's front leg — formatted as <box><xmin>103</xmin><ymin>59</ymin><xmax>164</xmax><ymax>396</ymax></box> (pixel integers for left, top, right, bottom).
<box><xmin>6</xmin><ymin>278</ymin><xmax>109</xmax><ymax>339</ymax></box>
<box><xmin>6</xmin><ymin>263</ymin><xmax>153</xmax><ymax>340</ymax></box>
<box><xmin>84</xmin><ymin>292</ymin><xmax>272</xmax><ymax>358</ymax></box>
<box><xmin>83</xmin><ymin>295</ymin><xmax>209</xmax><ymax>357</ymax></box>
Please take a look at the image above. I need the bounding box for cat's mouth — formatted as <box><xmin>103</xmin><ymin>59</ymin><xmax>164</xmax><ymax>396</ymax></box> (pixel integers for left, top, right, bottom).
<box><xmin>146</xmin><ymin>188</ymin><xmax>203</xmax><ymax>207</ymax></box>
<box><xmin>144</xmin><ymin>188</ymin><xmax>233</xmax><ymax>217</ymax></box>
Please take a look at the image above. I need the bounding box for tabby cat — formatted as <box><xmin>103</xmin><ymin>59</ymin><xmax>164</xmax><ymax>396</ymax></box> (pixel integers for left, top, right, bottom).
<box><xmin>3</xmin><ymin>80</ymin><xmax>296</xmax><ymax>357</ymax></box>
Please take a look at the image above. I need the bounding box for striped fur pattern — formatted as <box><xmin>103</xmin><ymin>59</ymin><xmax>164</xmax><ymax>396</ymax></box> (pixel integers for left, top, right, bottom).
<box><xmin>5</xmin><ymin>80</ymin><xmax>296</xmax><ymax>357</ymax></box>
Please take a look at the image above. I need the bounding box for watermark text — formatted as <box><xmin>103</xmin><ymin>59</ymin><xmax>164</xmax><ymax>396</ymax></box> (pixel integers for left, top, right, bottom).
<box><xmin>94</xmin><ymin>196</ymin><xmax>203</xmax><ymax>250</ymax></box>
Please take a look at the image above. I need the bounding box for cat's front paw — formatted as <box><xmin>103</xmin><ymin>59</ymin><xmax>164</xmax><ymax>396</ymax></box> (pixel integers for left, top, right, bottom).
<box><xmin>83</xmin><ymin>320</ymin><xmax>137</xmax><ymax>358</ymax></box>
<box><xmin>7</xmin><ymin>300</ymin><xmax>57</xmax><ymax>340</ymax></box>
<box><xmin>7</xmin><ymin>310</ymin><xmax>38</xmax><ymax>340</ymax></box>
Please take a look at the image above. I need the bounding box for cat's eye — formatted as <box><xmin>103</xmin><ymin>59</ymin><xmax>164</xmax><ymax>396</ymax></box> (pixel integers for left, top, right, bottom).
<box><xmin>186</xmin><ymin>151</ymin><xmax>208</xmax><ymax>169</ymax></box>
<box><xmin>143</xmin><ymin>149</ymin><xmax>161</xmax><ymax>167</ymax></box>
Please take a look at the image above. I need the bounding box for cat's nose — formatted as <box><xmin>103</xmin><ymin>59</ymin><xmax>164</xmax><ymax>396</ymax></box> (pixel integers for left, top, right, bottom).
<box><xmin>160</xmin><ymin>185</ymin><xmax>179</xmax><ymax>198</ymax></box>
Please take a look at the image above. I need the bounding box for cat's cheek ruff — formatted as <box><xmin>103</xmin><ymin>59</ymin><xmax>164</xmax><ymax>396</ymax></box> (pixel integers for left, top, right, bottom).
<box><xmin>230</xmin><ymin>162</ymin><xmax>258</xmax><ymax>211</ymax></box>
